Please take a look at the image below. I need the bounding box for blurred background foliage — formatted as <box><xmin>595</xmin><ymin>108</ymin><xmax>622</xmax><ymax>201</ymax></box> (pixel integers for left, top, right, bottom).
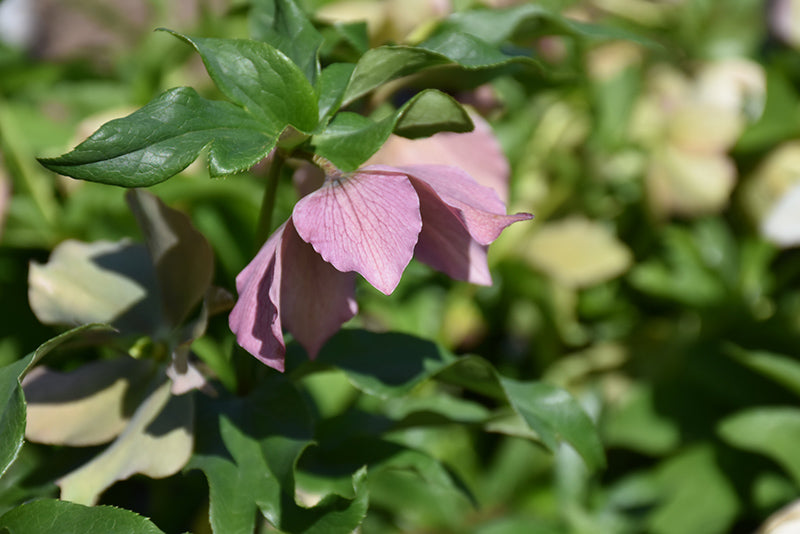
<box><xmin>3</xmin><ymin>0</ymin><xmax>800</xmax><ymax>532</ymax></box>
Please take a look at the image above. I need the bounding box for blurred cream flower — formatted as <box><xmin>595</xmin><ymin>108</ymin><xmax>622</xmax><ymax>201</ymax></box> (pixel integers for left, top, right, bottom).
<box><xmin>524</xmin><ymin>216</ymin><xmax>632</xmax><ymax>288</ymax></box>
<box><xmin>743</xmin><ymin>141</ymin><xmax>800</xmax><ymax>247</ymax></box>
<box><xmin>771</xmin><ymin>0</ymin><xmax>800</xmax><ymax>48</ymax></box>
<box><xmin>316</xmin><ymin>0</ymin><xmax>450</xmax><ymax>44</ymax></box>
<box><xmin>631</xmin><ymin>60</ymin><xmax>765</xmax><ymax>217</ymax></box>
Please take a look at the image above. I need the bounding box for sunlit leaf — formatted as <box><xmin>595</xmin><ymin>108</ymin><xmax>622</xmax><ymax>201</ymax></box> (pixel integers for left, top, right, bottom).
<box><xmin>58</xmin><ymin>378</ymin><xmax>194</xmax><ymax>505</ymax></box>
<box><xmin>0</xmin><ymin>324</ymin><xmax>114</xmax><ymax>478</ymax></box>
<box><xmin>0</xmin><ymin>500</ymin><xmax>165</xmax><ymax>534</ymax></box>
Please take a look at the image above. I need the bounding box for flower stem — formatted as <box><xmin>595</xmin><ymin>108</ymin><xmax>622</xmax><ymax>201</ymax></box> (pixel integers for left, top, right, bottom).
<box><xmin>255</xmin><ymin>152</ymin><xmax>284</xmax><ymax>248</ymax></box>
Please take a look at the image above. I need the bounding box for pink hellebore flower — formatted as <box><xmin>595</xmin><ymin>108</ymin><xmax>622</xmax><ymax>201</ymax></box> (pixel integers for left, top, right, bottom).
<box><xmin>229</xmin><ymin>164</ymin><xmax>532</xmax><ymax>371</ymax></box>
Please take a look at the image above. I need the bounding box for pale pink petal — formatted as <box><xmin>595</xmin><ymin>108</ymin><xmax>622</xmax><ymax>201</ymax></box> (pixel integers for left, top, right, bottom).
<box><xmin>229</xmin><ymin>223</ymin><xmax>287</xmax><ymax>372</ymax></box>
<box><xmin>366</xmin><ymin>112</ymin><xmax>510</xmax><ymax>202</ymax></box>
<box><xmin>372</xmin><ymin>164</ymin><xmax>532</xmax><ymax>245</ymax></box>
<box><xmin>292</xmin><ymin>170</ymin><xmax>422</xmax><ymax>295</ymax></box>
<box><xmin>280</xmin><ymin>219</ymin><xmax>357</xmax><ymax>358</ymax></box>
<box><xmin>413</xmin><ymin>178</ymin><xmax>493</xmax><ymax>284</ymax></box>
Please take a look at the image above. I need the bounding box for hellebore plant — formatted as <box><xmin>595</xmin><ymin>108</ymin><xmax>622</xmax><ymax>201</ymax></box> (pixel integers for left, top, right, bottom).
<box><xmin>230</xmin><ymin>162</ymin><xmax>532</xmax><ymax>370</ymax></box>
<box><xmin>7</xmin><ymin>1</ymin><xmax>627</xmax><ymax>531</ymax></box>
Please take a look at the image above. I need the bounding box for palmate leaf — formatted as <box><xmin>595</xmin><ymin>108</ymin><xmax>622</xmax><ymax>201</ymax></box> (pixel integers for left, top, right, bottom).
<box><xmin>289</xmin><ymin>330</ymin><xmax>606</xmax><ymax>472</ymax></box>
<box><xmin>40</xmin><ymin>32</ymin><xmax>319</xmax><ymax>188</ymax></box>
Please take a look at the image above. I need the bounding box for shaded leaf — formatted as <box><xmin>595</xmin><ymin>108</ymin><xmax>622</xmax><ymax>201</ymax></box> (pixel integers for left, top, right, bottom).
<box><xmin>0</xmin><ymin>500</ymin><xmax>165</xmax><ymax>534</ymax></box>
<box><xmin>726</xmin><ymin>346</ymin><xmax>800</xmax><ymax>398</ymax></box>
<box><xmin>23</xmin><ymin>357</ymin><xmax>154</xmax><ymax>446</ymax></box>
<box><xmin>0</xmin><ymin>324</ymin><xmax>113</xmax><ymax>479</ymax></box>
<box><xmin>316</xmin><ymin>63</ymin><xmax>356</xmax><ymax>123</ymax></box>
<box><xmin>58</xmin><ymin>378</ymin><xmax>194</xmax><ymax>505</ymax></box>
<box><xmin>28</xmin><ymin>239</ymin><xmax>161</xmax><ymax>334</ymax></box>
<box><xmin>295</xmin><ymin>330</ymin><xmax>605</xmax><ymax>471</ymax></box>
<box><xmin>39</xmin><ymin>87</ymin><xmax>277</xmax><ymax>187</ymax></box>
<box><xmin>393</xmin><ymin>90</ymin><xmax>473</xmax><ymax>139</ymax></box>
<box><xmin>126</xmin><ymin>190</ymin><xmax>214</xmax><ymax>328</ymax></box>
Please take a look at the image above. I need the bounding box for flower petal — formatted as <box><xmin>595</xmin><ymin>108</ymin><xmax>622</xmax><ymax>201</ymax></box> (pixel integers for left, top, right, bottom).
<box><xmin>381</xmin><ymin>164</ymin><xmax>532</xmax><ymax>245</ymax></box>
<box><xmin>412</xmin><ymin>179</ymin><xmax>493</xmax><ymax>285</ymax></box>
<box><xmin>229</xmin><ymin>223</ymin><xmax>286</xmax><ymax>371</ymax></box>
<box><xmin>292</xmin><ymin>170</ymin><xmax>422</xmax><ymax>295</ymax></box>
<box><xmin>280</xmin><ymin>219</ymin><xmax>358</xmax><ymax>358</ymax></box>
<box><xmin>366</xmin><ymin>112</ymin><xmax>510</xmax><ymax>203</ymax></box>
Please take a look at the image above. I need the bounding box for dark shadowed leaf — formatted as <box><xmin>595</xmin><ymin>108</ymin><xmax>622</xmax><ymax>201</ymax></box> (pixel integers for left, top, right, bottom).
<box><xmin>126</xmin><ymin>190</ymin><xmax>214</xmax><ymax>328</ymax></box>
<box><xmin>0</xmin><ymin>500</ymin><xmax>165</xmax><ymax>534</ymax></box>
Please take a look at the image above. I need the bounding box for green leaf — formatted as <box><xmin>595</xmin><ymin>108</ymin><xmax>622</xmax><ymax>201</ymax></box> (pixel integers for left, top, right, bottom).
<box><xmin>317</xmin><ymin>21</ymin><xmax>369</xmax><ymax>63</ymax></box>
<box><xmin>57</xmin><ymin>378</ymin><xmax>194</xmax><ymax>505</ymax></box>
<box><xmin>166</xmin><ymin>32</ymin><xmax>319</xmax><ymax>133</ymax></box>
<box><xmin>126</xmin><ymin>190</ymin><xmax>214</xmax><ymax>328</ymax></box>
<box><xmin>726</xmin><ymin>346</ymin><xmax>800</xmax><ymax>398</ymax></box>
<box><xmin>39</xmin><ymin>87</ymin><xmax>278</xmax><ymax>186</ymax></box>
<box><xmin>295</xmin><ymin>330</ymin><xmax>605</xmax><ymax>471</ymax></box>
<box><xmin>0</xmin><ymin>500</ymin><xmax>165</xmax><ymax>534</ymax></box>
<box><xmin>342</xmin><ymin>34</ymin><xmax>536</xmax><ymax>105</ymax></box>
<box><xmin>499</xmin><ymin>378</ymin><xmax>606</xmax><ymax>471</ymax></box>
<box><xmin>316</xmin><ymin>63</ymin><xmax>356</xmax><ymax>123</ymax></box>
<box><xmin>249</xmin><ymin>0</ymin><xmax>324</xmax><ymax>84</ymax></box>
<box><xmin>719</xmin><ymin>407</ymin><xmax>800</xmax><ymax>485</ymax></box>
<box><xmin>312</xmin><ymin>89</ymin><xmax>473</xmax><ymax>171</ymax></box>
<box><xmin>435</xmin><ymin>4</ymin><xmax>658</xmax><ymax>48</ymax></box>
<box><xmin>648</xmin><ymin>445</ymin><xmax>739</xmax><ymax>534</ymax></box>
<box><xmin>190</xmin><ymin>373</ymin><xmax>365</xmax><ymax>533</ymax></box>
<box><xmin>394</xmin><ymin>90</ymin><xmax>473</xmax><ymax>139</ymax></box>
<box><xmin>0</xmin><ymin>324</ymin><xmax>113</xmax><ymax>479</ymax></box>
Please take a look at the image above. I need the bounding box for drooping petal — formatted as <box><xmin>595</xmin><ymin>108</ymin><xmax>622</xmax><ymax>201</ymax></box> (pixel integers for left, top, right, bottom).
<box><xmin>280</xmin><ymin>219</ymin><xmax>358</xmax><ymax>358</ymax></box>
<box><xmin>229</xmin><ymin>223</ymin><xmax>287</xmax><ymax>371</ymax></box>
<box><xmin>380</xmin><ymin>164</ymin><xmax>532</xmax><ymax>245</ymax></box>
<box><xmin>412</xmin><ymin>178</ymin><xmax>493</xmax><ymax>285</ymax></box>
<box><xmin>292</xmin><ymin>170</ymin><xmax>422</xmax><ymax>295</ymax></box>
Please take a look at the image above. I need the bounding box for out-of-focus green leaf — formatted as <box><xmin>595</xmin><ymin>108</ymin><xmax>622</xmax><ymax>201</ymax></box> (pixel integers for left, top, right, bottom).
<box><xmin>341</xmin><ymin>33</ymin><xmax>536</xmax><ymax>105</ymax></box>
<box><xmin>57</xmin><ymin>378</ymin><xmax>194</xmax><ymax>505</ymax></box>
<box><xmin>727</xmin><ymin>346</ymin><xmax>800</xmax><ymax>398</ymax></box>
<box><xmin>249</xmin><ymin>0</ymin><xmax>324</xmax><ymax>84</ymax></box>
<box><xmin>648</xmin><ymin>445</ymin><xmax>739</xmax><ymax>534</ymax></box>
<box><xmin>603</xmin><ymin>384</ymin><xmax>681</xmax><ymax>455</ymax></box>
<box><xmin>0</xmin><ymin>324</ymin><xmax>113</xmax><ymax>479</ymax></box>
<box><xmin>719</xmin><ymin>408</ymin><xmax>800</xmax><ymax>485</ymax></box>
<box><xmin>317</xmin><ymin>21</ymin><xmax>369</xmax><ymax>63</ymax></box>
<box><xmin>39</xmin><ymin>87</ymin><xmax>278</xmax><ymax>186</ymax></box>
<box><xmin>28</xmin><ymin>240</ymin><xmax>160</xmax><ymax>334</ymax></box>
<box><xmin>435</xmin><ymin>4</ymin><xmax>658</xmax><ymax>47</ymax></box>
<box><xmin>299</xmin><ymin>330</ymin><xmax>605</xmax><ymax>471</ymax></box>
<box><xmin>312</xmin><ymin>89</ymin><xmax>473</xmax><ymax>171</ymax></box>
<box><xmin>23</xmin><ymin>357</ymin><xmax>154</xmax><ymax>446</ymax></box>
<box><xmin>126</xmin><ymin>190</ymin><xmax>214</xmax><ymax>328</ymax></box>
<box><xmin>167</xmin><ymin>32</ymin><xmax>319</xmax><ymax>133</ymax></box>
<box><xmin>0</xmin><ymin>499</ymin><xmax>165</xmax><ymax>534</ymax></box>
<box><xmin>500</xmin><ymin>378</ymin><xmax>606</xmax><ymax>471</ymax></box>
